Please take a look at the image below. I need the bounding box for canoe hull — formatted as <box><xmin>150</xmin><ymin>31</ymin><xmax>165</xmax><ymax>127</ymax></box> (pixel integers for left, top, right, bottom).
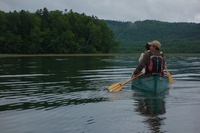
<box><xmin>131</xmin><ymin>75</ymin><xmax>169</xmax><ymax>93</ymax></box>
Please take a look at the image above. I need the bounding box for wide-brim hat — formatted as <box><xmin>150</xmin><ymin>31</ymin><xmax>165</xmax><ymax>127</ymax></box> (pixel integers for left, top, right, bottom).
<box><xmin>148</xmin><ymin>40</ymin><xmax>161</xmax><ymax>49</ymax></box>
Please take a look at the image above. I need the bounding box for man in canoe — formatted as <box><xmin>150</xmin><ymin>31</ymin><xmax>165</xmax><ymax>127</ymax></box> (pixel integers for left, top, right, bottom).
<box><xmin>132</xmin><ymin>40</ymin><xmax>166</xmax><ymax>77</ymax></box>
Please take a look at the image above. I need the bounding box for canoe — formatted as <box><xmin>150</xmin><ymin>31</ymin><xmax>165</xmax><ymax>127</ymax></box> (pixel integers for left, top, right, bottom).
<box><xmin>131</xmin><ymin>74</ymin><xmax>169</xmax><ymax>93</ymax></box>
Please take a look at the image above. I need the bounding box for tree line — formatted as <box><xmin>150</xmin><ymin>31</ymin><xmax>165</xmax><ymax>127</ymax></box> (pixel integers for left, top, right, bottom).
<box><xmin>104</xmin><ymin>20</ymin><xmax>200</xmax><ymax>53</ymax></box>
<box><xmin>0</xmin><ymin>8</ymin><xmax>120</xmax><ymax>54</ymax></box>
<box><xmin>1</xmin><ymin>7</ymin><xmax>199</xmax><ymax>54</ymax></box>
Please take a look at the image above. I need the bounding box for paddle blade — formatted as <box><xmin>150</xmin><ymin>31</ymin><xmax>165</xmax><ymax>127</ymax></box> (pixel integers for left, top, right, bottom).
<box><xmin>165</xmin><ymin>66</ymin><xmax>174</xmax><ymax>83</ymax></box>
<box><xmin>107</xmin><ymin>72</ymin><xmax>144</xmax><ymax>92</ymax></box>
<box><xmin>107</xmin><ymin>82</ymin><xmax>125</xmax><ymax>92</ymax></box>
<box><xmin>167</xmin><ymin>71</ymin><xmax>174</xmax><ymax>83</ymax></box>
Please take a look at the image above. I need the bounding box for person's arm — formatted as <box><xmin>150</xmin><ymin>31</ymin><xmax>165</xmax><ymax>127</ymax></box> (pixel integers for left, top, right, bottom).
<box><xmin>134</xmin><ymin>52</ymin><xmax>148</xmax><ymax>75</ymax></box>
<box><xmin>138</xmin><ymin>53</ymin><xmax>144</xmax><ymax>62</ymax></box>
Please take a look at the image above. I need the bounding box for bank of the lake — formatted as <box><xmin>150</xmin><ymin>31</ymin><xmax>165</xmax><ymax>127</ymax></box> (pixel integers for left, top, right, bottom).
<box><xmin>0</xmin><ymin>53</ymin><xmax>200</xmax><ymax>58</ymax></box>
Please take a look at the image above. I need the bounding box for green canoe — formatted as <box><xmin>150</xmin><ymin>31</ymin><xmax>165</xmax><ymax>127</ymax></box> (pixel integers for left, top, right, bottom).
<box><xmin>131</xmin><ymin>74</ymin><xmax>169</xmax><ymax>93</ymax></box>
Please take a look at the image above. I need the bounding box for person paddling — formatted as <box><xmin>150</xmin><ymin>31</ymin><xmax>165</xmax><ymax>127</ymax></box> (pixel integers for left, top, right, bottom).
<box><xmin>137</xmin><ymin>43</ymin><xmax>150</xmax><ymax>73</ymax></box>
<box><xmin>138</xmin><ymin>43</ymin><xmax>150</xmax><ymax>63</ymax></box>
<box><xmin>133</xmin><ymin>40</ymin><xmax>166</xmax><ymax>77</ymax></box>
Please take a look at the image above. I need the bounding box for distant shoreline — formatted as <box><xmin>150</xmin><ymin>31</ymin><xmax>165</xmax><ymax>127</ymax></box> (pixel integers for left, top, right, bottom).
<box><xmin>0</xmin><ymin>53</ymin><xmax>200</xmax><ymax>57</ymax></box>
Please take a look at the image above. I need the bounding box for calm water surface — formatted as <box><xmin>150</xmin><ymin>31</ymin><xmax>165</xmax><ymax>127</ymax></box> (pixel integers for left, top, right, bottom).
<box><xmin>0</xmin><ymin>55</ymin><xmax>200</xmax><ymax>133</ymax></box>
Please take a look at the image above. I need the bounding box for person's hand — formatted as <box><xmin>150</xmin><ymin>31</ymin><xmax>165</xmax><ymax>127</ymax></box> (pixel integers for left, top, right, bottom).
<box><xmin>132</xmin><ymin>75</ymin><xmax>138</xmax><ymax>80</ymax></box>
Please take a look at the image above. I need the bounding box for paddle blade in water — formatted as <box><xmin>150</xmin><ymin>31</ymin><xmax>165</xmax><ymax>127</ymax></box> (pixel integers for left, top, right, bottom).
<box><xmin>167</xmin><ymin>71</ymin><xmax>174</xmax><ymax>83</ymax></box>
<box><xmin>108</xmin><ymin>82</ymin><xmax>125</xmax><ymax>92</ymax></box>
<box><xmin>165</xmin><ymin>66</ymin><xmax>174</xmax><ymax>83</ymax></box>
<box><xmin>107</xmin><ymin>72</ymin><xmax>144</xmax><ymax>92</ymax></box>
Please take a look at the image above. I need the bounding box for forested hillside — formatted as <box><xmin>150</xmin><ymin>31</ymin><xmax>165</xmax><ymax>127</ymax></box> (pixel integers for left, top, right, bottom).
<box><xmin>1</xmin><ymin>7</ymin><xmax>199</xmax><ymax>54</ymax></box>
<box><xmin>104</xmin><ymin>20</ymin><xmax>200</xmax><ymax>53</ymax></box>
<box><xmin>0</xmin><ymin>8</ymin><xmax>119</xmax><ymax>54</ymax></box>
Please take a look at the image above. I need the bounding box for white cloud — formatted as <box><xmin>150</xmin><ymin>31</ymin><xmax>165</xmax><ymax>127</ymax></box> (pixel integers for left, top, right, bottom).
<box><xmin>0</xmin><ymin>0</ymin><xmax>200</xmax><ymax>23</ymax></box>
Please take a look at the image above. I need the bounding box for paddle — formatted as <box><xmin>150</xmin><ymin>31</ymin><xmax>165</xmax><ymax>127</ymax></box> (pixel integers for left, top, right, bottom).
<box><xmin>108</xmin><ymin>73</ymin><xmax>144</xmax><ymax>92</ymax></box>
<box><xmin>165</xmin><ymin>66</ymin><xmax>174</xmax><ymax>83</ymax></box>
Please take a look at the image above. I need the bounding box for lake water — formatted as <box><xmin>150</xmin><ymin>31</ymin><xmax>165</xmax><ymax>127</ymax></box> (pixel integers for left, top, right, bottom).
<box><xmin>0</xmin><ymin>55</ymin><xmax>200</xmax><ymax>133</ymax></box>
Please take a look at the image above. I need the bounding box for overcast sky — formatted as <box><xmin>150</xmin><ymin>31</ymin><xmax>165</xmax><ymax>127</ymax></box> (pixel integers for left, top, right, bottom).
<box><xmin>1</xmin><ymin>0</ymin><xmax>200</xmax><ymax>23</ymax></box>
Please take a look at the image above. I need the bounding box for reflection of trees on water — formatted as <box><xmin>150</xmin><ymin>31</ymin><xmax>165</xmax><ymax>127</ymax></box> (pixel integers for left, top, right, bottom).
<box><xmin>0</xmin><ymin>56</ymin><xmax>113</xmax><ymax>112</ymax></box>
<box><xmin>133</xmin><ymin>92</ymin><xmax>167</xmax><ymax>133</ymax></box>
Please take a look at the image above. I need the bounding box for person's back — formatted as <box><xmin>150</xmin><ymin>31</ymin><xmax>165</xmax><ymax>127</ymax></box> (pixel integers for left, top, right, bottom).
<box><xmin>145</xmin><ymin>50</ymin><xmax>165</xmax><ymax>75</ymax></box>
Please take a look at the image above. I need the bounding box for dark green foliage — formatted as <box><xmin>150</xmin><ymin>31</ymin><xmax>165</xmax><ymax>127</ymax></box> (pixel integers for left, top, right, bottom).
<box><xmin>104</xmin><ymin>20</ymin><xmax>200</xmax><ymax>53</ymax></box>
<box><xmin>1</xmin><ymin>7</ymin><xmax>199</xmax><ymax>54</ymax></box>
<box><xmin>0</xmin><ymin>8</ymin><xmax>119</xmax><ymax>54</ymax></box>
